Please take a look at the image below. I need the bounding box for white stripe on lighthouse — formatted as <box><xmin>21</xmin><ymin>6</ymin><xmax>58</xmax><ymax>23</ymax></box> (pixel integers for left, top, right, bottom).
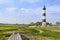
<box><xmin>42</xmin><ymin>10</ymin><xmax>46</xmax><ymax>13</ymax></box>
<box><xmin>42</xmin><ymin>16</ymin><xmax>46</xmax><ymax>19</ymax></box>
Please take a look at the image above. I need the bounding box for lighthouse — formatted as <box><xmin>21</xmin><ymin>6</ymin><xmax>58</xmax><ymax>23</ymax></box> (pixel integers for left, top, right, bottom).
<box><xmin>42</xmin><ymin>6</ymin><xmax>47</xmax><ymax>27</ymax></box>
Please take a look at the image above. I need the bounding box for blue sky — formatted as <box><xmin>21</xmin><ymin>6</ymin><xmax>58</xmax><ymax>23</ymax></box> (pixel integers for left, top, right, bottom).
<box><xmin>0</xmin><ymin>0</ymin><xmax>60</xmax><ymax>24</ymax></box>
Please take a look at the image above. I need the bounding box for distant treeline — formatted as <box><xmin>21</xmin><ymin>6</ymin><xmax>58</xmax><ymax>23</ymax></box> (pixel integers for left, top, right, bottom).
<box><xmin>0</xmin><ymin>22</ymin><xmax>60</xmax><ymax>27</ymax></box>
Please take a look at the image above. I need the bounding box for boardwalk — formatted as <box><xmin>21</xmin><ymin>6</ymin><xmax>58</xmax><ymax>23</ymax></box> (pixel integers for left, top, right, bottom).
<box><xmin>8</xmin><ymin>32</ymin><xmax>36</xmax><ymax>40</ymax></box>
<box><xmin>8</xmin><ymin>32</ymin><xmax>22</xmax><ymax>40</ymax></box>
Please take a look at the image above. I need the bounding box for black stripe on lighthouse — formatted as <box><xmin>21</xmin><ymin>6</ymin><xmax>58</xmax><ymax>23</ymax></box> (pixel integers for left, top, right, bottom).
<box><xmin>43</xmin><ymin>13</ymin><xmax>46</xmax><ymax>16</ymax></box>
<box><xmin>42</xmin><ymin>19</ymin><xmax>46</xmax><ymax>22</ymax></box>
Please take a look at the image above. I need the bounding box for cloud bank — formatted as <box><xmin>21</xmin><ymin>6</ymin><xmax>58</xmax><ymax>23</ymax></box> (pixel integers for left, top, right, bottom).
<box><xmin>0</xmin><ymin>0</ymin><xmax>60</xmax><ymax>24</ymax></box>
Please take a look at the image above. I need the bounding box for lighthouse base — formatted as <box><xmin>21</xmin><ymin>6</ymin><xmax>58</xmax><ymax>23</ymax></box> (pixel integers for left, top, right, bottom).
<box><xmin>41</xmin><ymin>22</ymin><xmax>47</xmax><ymax>27</ymax></box>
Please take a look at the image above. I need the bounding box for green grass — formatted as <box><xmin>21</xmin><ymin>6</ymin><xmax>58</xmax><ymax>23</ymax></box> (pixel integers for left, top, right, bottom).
<box><xmin>0</xmin><ymin>25</ymin><xmax>60</xmax><ymax>40</ymax></box>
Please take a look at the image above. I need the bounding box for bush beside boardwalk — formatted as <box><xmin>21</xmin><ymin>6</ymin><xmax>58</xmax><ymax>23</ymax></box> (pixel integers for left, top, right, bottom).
<box><xmin>0</xmin><ymin>24</ymin><xmax>60</xmax><ymax>40</ymax></box>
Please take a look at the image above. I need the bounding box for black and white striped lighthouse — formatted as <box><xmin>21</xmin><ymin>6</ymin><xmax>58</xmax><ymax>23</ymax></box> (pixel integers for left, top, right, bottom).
<box><xmin>42</xmin><ymin>6</ymin><xmax>47</xmax><ymax>27</ymax></box>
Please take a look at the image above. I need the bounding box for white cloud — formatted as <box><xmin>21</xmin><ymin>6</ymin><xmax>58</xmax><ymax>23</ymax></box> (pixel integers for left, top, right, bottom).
<box><xmin>16</xmin><ymin>8</ymin><xmax>42</xmax><ymax>24</ymax></box>
<box><xmin>0</xmin><ymin>4</ymin><xmax>60</xmax><ymax>24</ymax></box>
<box><xmin>0</xmin><ymin>7</ymin><xmax>18</xmax><ymax>24</ymax></box>
<box><xmin>6</xmin><ymin>7</ymin><xmax>17</xmax><ymax>12</ymax></box>
<box><xmin>47</xmin><ymin>5</ymin><xmax>60</xmax><ymax>13</ymax></box>
<box><xmin>21</xmin><ymin>8</ymin><xmax>25</xmax><ymax>10</ymax></box>
<box><xmin>17</xmin><ymin>5</ymin><xmax>60</xmax><ymax>23</ymax></box>
<box><xmin>46</xmin><ymin>5</ymin><xmax>60</xmax><ymax>23</ymax></box>
<box><xmin>19</xmin><ymin>8</ymin><xmax>41</xmax><ymax>15</ymax></box>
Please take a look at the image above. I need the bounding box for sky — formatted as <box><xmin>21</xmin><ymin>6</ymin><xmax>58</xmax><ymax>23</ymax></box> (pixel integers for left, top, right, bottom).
<box><xmin>0</xmin><ymin>0</ymin><xmax>60</xmax><ymax>24</ymax></box>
